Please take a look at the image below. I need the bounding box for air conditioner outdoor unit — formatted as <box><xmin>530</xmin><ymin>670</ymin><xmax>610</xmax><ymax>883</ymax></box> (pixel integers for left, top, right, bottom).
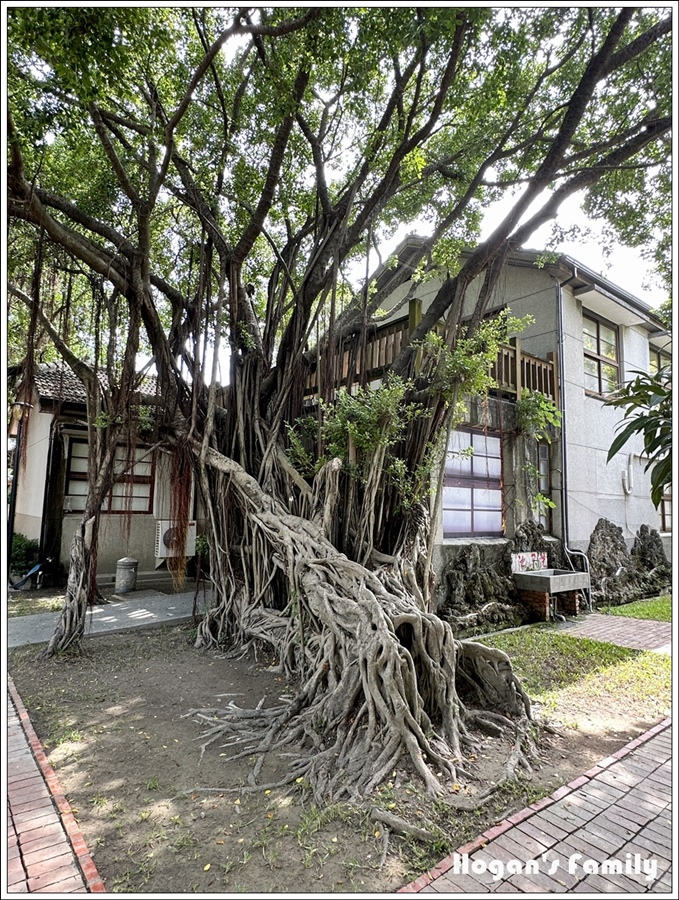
<box><xmin>154</xmin><ymin>520</ymin><xmax>197</xmax><ymax>558</ymax></box>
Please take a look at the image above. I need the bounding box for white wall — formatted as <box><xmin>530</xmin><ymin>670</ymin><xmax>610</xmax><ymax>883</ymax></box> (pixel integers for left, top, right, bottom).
<box><xmin>558</xmin><ymin>289</ymin><xmax>664</xmax><ymax>551</ymax></box>
<box><xmin>13</xmin><ymin>408</ymin><xmax>51</xmax><ymax>542</ymax></box>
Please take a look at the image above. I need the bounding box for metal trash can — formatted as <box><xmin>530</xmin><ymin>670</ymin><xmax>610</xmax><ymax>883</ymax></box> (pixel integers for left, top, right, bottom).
<box><xmin>115</xmin><ymin>556</ymin><xmax>138</xmax><ymax>594</ymax></box>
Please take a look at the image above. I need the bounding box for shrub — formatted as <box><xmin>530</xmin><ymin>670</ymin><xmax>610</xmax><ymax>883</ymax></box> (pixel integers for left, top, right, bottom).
<box><xmin>11</xmin><ymin>533</ymin><xmax>39</xmax><ymax>574</ymax></box>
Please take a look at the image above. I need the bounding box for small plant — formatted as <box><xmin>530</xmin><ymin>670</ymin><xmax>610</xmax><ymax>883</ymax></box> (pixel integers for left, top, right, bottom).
<box><xmin>146</xmin><ymin>776</ymin><xmax>160</xmax><ymax>791</ymax></box>
<box><xmin>10</xmin><ymin>533</ymin><xmax>39</xmax><ymax>574</ymax></box>
<box><xmin>516</xmin><ymin>389</ymin><xmax>562</xmax><ymax>441</ymax></box>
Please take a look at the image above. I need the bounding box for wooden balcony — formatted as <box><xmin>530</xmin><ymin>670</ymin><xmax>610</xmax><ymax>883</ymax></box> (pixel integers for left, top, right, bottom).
<box><xmin>305</xmin><ymin>319</ymin><xmax>558</xmax><ymax>406</ymax></box>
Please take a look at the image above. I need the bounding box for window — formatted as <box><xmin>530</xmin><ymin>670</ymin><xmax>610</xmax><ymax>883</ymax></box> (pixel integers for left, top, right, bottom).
<box><xmin>65</xmin><ymin>439</ymin><xmax>154</xmax><ymax>514</ymax></box>
<box><xmin>649</xmin><ymin>347</ymin><xmax>671</xmax><ymax>375</ymax></box>
<box><xmin>583</xmin><ymin>314</ymin><xmax>619</xmax><ymax>396</ymax></box>
<box><xmin>660</xmin><ymin>489</ymin><xmax>672</xmax><ymax>533</ymax></box>
<box><xmin>537</xmin><ymin>442</ymin><xmax>552</xmax><ymax>531</ymax></box>
<box><xmin>442</xmin><ymin>429</ymin><xmax>504</xmax><ymax>537</ymax></box>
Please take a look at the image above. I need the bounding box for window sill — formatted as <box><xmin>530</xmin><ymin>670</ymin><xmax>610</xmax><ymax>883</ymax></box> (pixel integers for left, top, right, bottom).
<box><xmin>441</xmin><ymin>536</ymin><xmax>509</xmax><ymax>545</ymax></box>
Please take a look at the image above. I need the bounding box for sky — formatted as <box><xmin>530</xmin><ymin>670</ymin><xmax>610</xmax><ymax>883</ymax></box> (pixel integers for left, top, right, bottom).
<box><xmin>375</xmin><ymin>187</ymin><xmax>668</xmax><ymax>314</ymax></box>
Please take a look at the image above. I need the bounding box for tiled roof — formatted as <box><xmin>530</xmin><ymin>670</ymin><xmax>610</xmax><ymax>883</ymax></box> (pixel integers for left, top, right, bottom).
<box><xmin>24</xmin><ymin>363</ymin><xmax>158</xmax><ymax>405</ymax></box>
<box><xmin>32</xmin><ymin>362</ymin><xmax>91</xmax><ymax>404</ymax></box>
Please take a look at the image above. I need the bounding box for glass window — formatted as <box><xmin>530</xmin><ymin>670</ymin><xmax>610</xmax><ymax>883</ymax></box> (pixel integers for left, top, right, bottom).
<box><xmin>649</xmin><ymin>348</ymin><xmax>671</xmax><ymax>375</ymax></box>
<box><xmin>537</xmin><ymin>442</ymin><xmax>552</xmax><ymax>531</ymax></box>
<box><xmin>660</xmin><ymin>489</ymin><xmax>672</xmax><ymax>533</ymax></box>
<box><xmin>65</xmin><ymin>439</ymin><xmax>154</xmax><ymax>514</ymax></box>
<box><xmin>442</xmin><ymin>429</ymin><xmax>504</xmax><ymax>537</ymax></box>
<box><xmin>583</xmin><ymin>314</ymin><xmax>619</xmax><ymax>396</ymax></box>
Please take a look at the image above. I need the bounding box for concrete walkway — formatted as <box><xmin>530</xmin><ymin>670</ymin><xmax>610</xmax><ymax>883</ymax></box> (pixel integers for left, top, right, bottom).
<box><xmin>7</xmin><ymin>587</ymin><xmax>211</xmax><ymax>649</ymax></box>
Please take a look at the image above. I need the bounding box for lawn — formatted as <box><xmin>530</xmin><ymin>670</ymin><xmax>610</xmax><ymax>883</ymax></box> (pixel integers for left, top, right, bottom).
<box><xmin>601</xmin><ymin>594</ymin><xmax>672</xmax><ymax>622</ymax></box>
<box><xmin>482</xmin><ymin>627</ymin><xmax>671</xmax><ymax>718</ymax></box>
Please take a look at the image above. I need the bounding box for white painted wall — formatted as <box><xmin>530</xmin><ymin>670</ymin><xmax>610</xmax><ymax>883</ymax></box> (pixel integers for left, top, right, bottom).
<box><xmin>13</xmin><ymin>407</ymin><xmax>51</xmax><ymax>542</ymax></box>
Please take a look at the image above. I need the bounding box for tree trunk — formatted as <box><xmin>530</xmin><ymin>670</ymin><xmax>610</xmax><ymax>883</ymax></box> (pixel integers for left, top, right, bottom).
<box><xmin>38</xmin><ymin>514</ymin><xmax>101</xmax><ymax>659</ymax></box>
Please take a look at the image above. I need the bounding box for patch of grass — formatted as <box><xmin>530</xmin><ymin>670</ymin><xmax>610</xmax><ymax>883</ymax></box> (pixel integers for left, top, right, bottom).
<box><xmin>481</xmin><ymin>628</ymin><xmax>640</xmax><ymax>696</ymax></box>
<box><xmin>551</xmin><ymin>651</ymin><xmax>672</xmax><ymax>714</ymax></box>
<box><xmin>601</xmin><ymin>595</ymin><xmax>671</xmax><ymax>622</ymax></box>
<box><xmin>8</xmin><ymin>594</ymin><xmax>65</xmax><ymax>617</ymax></box>
<box><xmin>481</xmin><ymin>626</ymin><xmax>671</xmax><ymax>719</ymax></box>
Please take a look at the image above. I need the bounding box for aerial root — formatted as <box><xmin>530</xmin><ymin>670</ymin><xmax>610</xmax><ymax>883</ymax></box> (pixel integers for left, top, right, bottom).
<box><xmin>370</xmin><ymin>806</ymin><xmax>440</xmax><ymax>843</ymax></box>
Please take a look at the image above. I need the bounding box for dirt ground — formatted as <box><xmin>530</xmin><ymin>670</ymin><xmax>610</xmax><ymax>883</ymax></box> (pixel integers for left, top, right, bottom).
<box><xmin>7</xmin><ymin>609</ymin><xmax>668</xmax><ymax>896</ymax></box>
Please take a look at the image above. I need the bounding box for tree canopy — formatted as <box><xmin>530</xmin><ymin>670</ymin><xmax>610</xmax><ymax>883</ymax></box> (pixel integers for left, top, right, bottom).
<box><xmin>6</xmin><ymin>6</ymin><xmax>672</xmax><ymax>799</ymax></box>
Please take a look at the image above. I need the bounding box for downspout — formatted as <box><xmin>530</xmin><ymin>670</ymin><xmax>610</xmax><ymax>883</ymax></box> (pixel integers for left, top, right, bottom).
<box><xmin>551</xmin><ymin>271</ymin><xmax>593</xmax><ymax>610</ymax></box>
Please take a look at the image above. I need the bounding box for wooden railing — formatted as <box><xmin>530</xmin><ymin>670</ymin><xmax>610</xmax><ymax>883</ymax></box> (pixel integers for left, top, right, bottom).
<box><xmin>305</xmin><ymin>319</ymin><xmax>558</xmax><ymax>406</ymax></box>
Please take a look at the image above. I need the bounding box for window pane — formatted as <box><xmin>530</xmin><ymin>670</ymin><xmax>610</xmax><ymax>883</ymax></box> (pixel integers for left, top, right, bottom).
<box><xmin>473</xmin><ymin>454</ymin><xmax>501</xmax><ymax>478</ymax></box>
<box><xmin>584</xmin><ymin>357</ymin><xmax>600</xmax><ymax>392</ymax></box>
<box><xmin>67</xmin><ymin>482</ymin><xmax>89</xmax><ymax>496</ymax></box>
<box><xmin>69</xmin><ymin>456</ymin><xmax>88</xmax><ymax>473</ymax></box>
<box><xmin>449</xmin><ymin>431</ymin><xmax>471</xmax><ymax>453</ymax></box>
<box><xmin>443</xmin><ymin>486</ymin><xmax>472</xmax><ymax>510</ymax></box>
<box><xmin>110</xmin><ymin>495</ymin><xmax>150</xmax><ymax>512</ymax></box>
<box><xmin>472</xmin><ymin>433</ymin><xmax>500</xmax><ymax>456</ymax></box>
<box><xmin>599</xmin><ymin>323</ymin><xmax>617</xmax><ymax>359</ymax></box>
<box><xmin>601</xmin><ymin>364</ymin><xmax>618</xmax><ymax>393</ymax></box>
<box><xmin>473</xmin><ymin>510</ymin><xmax>503</xmax><ymax>533</ymax></box>
<box><xmin>443</xmin><ymin>509</ymin><xmax>472</xmax><ymax>535</ymax></box>
<box><xmin>473</xmin><ymin>488</ymin><xmax>503</xmax><ymax>510</ymax></box>
<box><xmin>583</xmin><ymin>320</ymin><xmax>598</xmax><ymax>352</ymax></box>
<box><xmin>445</xmin><ymin>452</ymin><xmax>472</xmax><ymax>477</ymax></box>
<box><xmin>584</xmin><ymin>356</ymin><xmax>598</xmax><ymax>376</ymax></box>
<box><xmin>70</xmin><ymin>441</ymin><xmax>88</xmax><ymax>458</ymax></box>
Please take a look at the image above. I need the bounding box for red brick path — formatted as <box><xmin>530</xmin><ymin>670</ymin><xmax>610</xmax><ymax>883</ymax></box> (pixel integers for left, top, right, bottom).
<box><xmin>554</xmin><ymin>612</ymin><xmax>672</xmax><ymax>653</ymax></box>
<box><xmin>401</xmin><ymin>719</ymin><xmax>672</xmax><ymax>893</ymax></box>
<box><xmin>7</xmin><ymin>676</ymin><xmax>105</xmax><ymax>893</ymax></box>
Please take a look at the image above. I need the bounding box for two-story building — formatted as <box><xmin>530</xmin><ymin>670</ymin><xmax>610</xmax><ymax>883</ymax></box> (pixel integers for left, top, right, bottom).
<box><xmin>325</xmin><ymin>238</ymin><xmax>670</xmax><ymax>589</ymax></box>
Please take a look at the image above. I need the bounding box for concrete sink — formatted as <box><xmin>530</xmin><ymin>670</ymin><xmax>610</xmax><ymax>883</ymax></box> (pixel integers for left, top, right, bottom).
<box><xmin>513</xmin><ymin>568</ymin><xmax>590</xmax><ymax>593</ymax></box>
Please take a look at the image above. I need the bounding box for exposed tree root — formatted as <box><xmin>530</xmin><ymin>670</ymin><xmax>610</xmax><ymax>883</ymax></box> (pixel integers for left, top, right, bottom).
<box><xmin>370</xmin><ymin>807</ymin><xmax>440</xmax><ymax>843</ymax></box>
<box><xmin>186</xmin><ymin>447</ymin><xmax>537</xmax><ymax>805</ymax></box>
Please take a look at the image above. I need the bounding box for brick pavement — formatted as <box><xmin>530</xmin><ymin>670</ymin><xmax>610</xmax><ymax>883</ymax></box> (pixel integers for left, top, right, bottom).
<box><xmin>7</xmin><ymin>676</ymin><xmax>105</xmax><ymax>894</ymax></box>
<box><xmin>401</xmin><ymin>720</ymin><xmax>672</xmax><ymax>894</ymax></box>
<box><xmin>401</xmin><ymin>609</ymin><xmax>673</xmax><ymax>894</ymax></box>
<box><xmin>553</xmin><ymin>612</ymin><xmax>672</xmax><ymax>654</ymax></box>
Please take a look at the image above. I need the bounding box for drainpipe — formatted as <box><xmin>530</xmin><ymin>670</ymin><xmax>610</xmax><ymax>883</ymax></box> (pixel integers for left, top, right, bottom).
<box><xmin>551</xmin><ymin>271</ymin><xmax>593</xmax><ymax>610</ymax></box>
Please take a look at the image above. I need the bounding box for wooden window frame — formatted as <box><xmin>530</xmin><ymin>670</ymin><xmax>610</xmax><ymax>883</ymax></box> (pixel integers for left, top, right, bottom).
<box><xmin>65</xmin><ymin>438</ymin><xmax>155</xmax><ymax>515</ymax></box>
<box><xmin>583</xmin><ymin>313</ymin><xmax>619</xmax><ymax>397</ymax></box>
<box><xmin>442</xmin><ymin>428</ymin><xmax>504</xmax><ymax>538</ymax></box>
<box><xmin>660</xmin><ymin>489</ymin><xmax>672</xmax><ymax>533</ymax></box>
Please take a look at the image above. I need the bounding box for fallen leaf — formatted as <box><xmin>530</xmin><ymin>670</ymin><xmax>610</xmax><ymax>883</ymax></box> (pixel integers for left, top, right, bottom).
<box><xmin>264</xmin><ymin>789</ymin><xmax>271</xmax><ymax>795</ymax></box>
<box><xmin>331</xmin><ymin>837</ymin><xmax>338</xmax><ymax>843</ymax></box>
<box><xmin>204</xmin><ymin>863</ymin><xmax>211</xmax><ymax>871</ymax></box>
<box><xmin>374</xmin><ymin>830</ymin><xmax>381</xmax><ymax>838</ymax></box>
<box><xmin>234</xmin><ymin>798</ymin><xmax>240</xmax><ymax>805</ymax></box>
<box><xmin>216</xmin><ymin>840</ymin><xmax>224</xmax><ymax>845</ymax></box>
